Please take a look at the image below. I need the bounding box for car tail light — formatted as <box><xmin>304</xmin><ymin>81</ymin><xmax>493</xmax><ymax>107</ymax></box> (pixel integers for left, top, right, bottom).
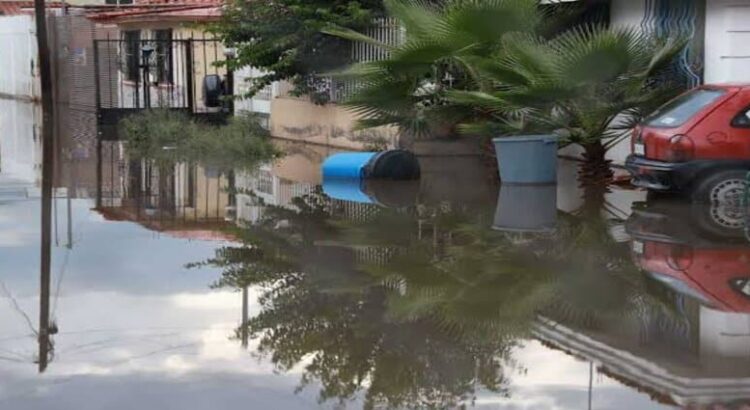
<box><xmin>665</xmin><ymin>134</ymin><xmax>694</xmax><ymax>162</ymax></box>
<box><xmin>634</xmin><ymin>127</ymin><xmax>644</xmax><ymax>143</ymax></box>
<box><xmin>667</xmin><ymin>245</ymin><xmax>693</xmax><ymax>271</ymax></box>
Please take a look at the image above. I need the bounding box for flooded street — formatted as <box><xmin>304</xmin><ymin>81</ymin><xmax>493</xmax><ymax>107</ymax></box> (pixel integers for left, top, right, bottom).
<box><xmin>3</xmin><ymin>98</ymin><xmax>750</xmax><ymax>409</ymax></box>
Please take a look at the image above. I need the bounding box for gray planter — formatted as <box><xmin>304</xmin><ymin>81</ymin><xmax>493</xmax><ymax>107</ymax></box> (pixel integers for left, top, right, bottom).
<box><xmin>492</xmin><ymin>135</ymin><xmax>559</xmax><ymax>184</ymax></box>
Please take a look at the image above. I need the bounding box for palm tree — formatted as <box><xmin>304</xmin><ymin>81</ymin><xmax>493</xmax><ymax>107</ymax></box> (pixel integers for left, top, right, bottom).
<box><xmin>326</xmin><ymin>0</ymin><xmax>687</xmax><ymax>187</ymax></box>
<box><xmin>322</xmin><ymin>0</ymin><xmax>542</xmax><ymax>142</ymax></box>
<box><xmin>448</xmin><ymin>25</ymin><xmax>687</xmax><ymax>186</ymax></box>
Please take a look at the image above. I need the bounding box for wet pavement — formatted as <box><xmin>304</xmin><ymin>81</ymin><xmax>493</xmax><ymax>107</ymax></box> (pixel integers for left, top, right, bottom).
<box><xmin>3</xmin><ymin>100</ymin><xmax>750</xmax><ymax>409</ymax></box>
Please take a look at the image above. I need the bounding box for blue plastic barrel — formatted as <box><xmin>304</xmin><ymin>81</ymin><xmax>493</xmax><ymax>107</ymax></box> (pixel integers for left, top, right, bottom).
<box><xmin>322</xmin><ymin>150</ymin><xmax>421</xmax><ymax>180</ymax></box>
<box><xmin>322</xmin><ymin>152</ymin><xmax>378</xmax><ymax>179</ymax></box>
<box><xmin>492</xmin><ymin>135</ymin><xmax>559</xmax><ymax>184</ymax></box>
<box><xmin>322</xmin><ymin>178</ymin><xmax>375</xmax><ymax>204</ymax></box>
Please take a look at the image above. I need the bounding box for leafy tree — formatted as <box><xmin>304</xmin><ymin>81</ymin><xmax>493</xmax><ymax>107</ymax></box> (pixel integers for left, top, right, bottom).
<box><xmin>212</xmin><ymin>0</ymin><xmax>385</xmax><ymax>104</ymax></box>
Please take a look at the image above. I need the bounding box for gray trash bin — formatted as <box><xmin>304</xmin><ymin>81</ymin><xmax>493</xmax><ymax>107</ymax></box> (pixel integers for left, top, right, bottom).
<box><xmin>493</xmin><ymin>184</ymin><xmax>557</xmax><ymax>233</ymax></box>
<box><xmin>493</xmin><ymin>135</ymin><xmax>559</xmax><ymax>184</ymax></box>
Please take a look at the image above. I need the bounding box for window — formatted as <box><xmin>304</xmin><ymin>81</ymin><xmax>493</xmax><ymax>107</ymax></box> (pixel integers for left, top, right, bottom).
<box><xmin>645</xmin><ymin>88</ymin><xmax>726</xmax><ymax>128</ymax></box>
<box><xmin>154</xmin><ymin>29</ymin><xmax>173</xmax><ymax>84</ymax></box>
<box><xmin>255</xmin><ymin>169</ymin><xmax>273</xmax><ymax>194</ymax></box>
<box><xmin>123</xmin><ymin>30</ymin><xmax>140</xmax><ymax>82</ymax></box>
<box><xmin>730</xmin><ymin>278</ymin><xmax>750</xmax><ymax>299</ymax></box>
<box><xmin>732</xmin><ymin>107</ymin><xmax>750</xmax><ymax>128</ymax></box>
<box><xmin>106</xmin><ymin>0</ymin><xmax>133</xmax><ymax>4</ymax></box>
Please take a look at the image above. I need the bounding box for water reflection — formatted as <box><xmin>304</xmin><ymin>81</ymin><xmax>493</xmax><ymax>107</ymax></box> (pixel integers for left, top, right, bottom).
<box><xmin>5</xmin><ymin>98</ymin><xmax>750</xmax><ymax>407</ymax></box>
<box><xmin>193</xmin><ymin>159</ymin><xmax>750</xmax><ymax>408</ymax></box>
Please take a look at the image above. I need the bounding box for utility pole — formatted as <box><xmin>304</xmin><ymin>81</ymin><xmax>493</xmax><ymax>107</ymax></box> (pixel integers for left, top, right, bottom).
<box><xmin>34</xmin><ymin>0</ymin><xmax>55</xmax><ymax>373</ymax></box>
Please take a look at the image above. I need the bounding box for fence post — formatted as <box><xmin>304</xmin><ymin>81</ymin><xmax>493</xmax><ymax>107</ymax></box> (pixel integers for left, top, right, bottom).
<box><xmin>94</xmin><ymin>40</ymin><xmax>103</xmax><ymax>208</ymax></box>
<box><xmin>185</xmin><ymin>39</ymin><xmax>194</xmax><ymax>113</ymax></box>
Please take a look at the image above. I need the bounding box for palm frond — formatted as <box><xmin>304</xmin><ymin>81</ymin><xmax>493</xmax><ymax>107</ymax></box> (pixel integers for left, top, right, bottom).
<box><xmin>322</xmin><ymin>25</ymin><xmax>395</xmax><ymax>52</ymax></box>
<box><xmin>383</xmin><ymin>0</ymin><xmax>441</xmax><ymax>40</ymax></box>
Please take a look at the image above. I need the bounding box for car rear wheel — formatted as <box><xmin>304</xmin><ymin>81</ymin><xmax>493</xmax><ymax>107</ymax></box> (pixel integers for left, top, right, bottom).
<box><xmin>690</xmin><ymin>170</ymin><xmax>748</xmax><ymax>238</ymax></box>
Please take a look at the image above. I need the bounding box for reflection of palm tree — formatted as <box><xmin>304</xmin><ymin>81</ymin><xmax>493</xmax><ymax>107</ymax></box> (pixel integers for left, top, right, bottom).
<box><xmin>193</xmin><ymin>191</ymin><xmax>517</xmax><ymax>407</ymax></box>
<box><xmin>194</xmin><ymin>191</ymin><xmax>686</xmax><ymax>407</ymax></box>
<box><xmin>539</xmin><ymin>205</ymin><xmax>685</xmax><ymax>336</ymax></box>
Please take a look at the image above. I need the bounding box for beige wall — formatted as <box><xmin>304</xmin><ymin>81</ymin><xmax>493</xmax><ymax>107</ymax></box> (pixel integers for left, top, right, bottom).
<box><xmin>270</xmin><ymin>97</ymin><xmax>398</xmax><ymax>149</ymax></box>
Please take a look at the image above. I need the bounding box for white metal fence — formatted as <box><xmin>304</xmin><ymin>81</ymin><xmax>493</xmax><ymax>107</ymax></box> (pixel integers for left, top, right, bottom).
<box><xmin>329</xmin><ymin>17</ymin><xmax>404</xmax><ymax>102</ymax></box>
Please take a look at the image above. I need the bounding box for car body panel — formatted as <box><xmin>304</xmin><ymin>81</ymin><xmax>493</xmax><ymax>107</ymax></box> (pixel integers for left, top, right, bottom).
<box><xmin>627</xmin><ymin>84</ymin><xmax>750</xmax><ymax>191</ymax></box>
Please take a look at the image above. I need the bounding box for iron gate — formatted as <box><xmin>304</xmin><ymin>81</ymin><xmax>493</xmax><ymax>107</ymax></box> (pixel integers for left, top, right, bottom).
<box><xmin>93</xmin><ymin>37</ymin><xmax>230</xmax><ymax>141</ymax></box>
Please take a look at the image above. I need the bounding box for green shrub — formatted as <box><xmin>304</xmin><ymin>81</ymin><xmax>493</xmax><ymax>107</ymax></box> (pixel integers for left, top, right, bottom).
<box><xmin>119</xmin><ymin>110</ymin><xmax>281</xmax><ymax>169</ymax></box>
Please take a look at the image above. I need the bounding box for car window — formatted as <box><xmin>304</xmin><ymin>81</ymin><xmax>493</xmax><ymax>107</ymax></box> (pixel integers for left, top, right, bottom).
<box><xmin>732</xmin><ymin>107</ymin><xmax>750</xmax><ymax>128</ymax></box>
<box><xmin>645</xmin><ymin>88</ymin><xmax>726</xmax><ymax>128</ymax></box>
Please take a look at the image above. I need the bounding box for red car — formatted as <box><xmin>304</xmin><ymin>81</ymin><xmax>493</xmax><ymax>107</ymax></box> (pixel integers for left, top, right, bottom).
<box><xmin>626</xmin><ymin>84</ymin><xmax>750</xmax><ymax>202</ymax></box>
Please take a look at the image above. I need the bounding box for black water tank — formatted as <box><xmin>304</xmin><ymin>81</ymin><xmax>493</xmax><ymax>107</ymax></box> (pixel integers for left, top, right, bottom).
<box><xmin>363</xmin><ymin>150</ymin><xmax>421</xmax><ymax>180</ymax></box>
<box><xmin>203</xmin><ymin>74</ymin><xmax>223</xmax><ymax>108</ymax></box>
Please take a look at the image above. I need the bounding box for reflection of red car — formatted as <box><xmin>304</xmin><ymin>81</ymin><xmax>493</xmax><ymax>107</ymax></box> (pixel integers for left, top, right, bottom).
<box><xmin>633</xmin><ymin>241</ymin><xmax>750</xmax><ymax>312</ymax></box>
<box><xmin>625</xmin><ymin>84</ymin><xmax>750</xmax><ymax>202</ymax></box>
<box><xmin>627</xmin><ymin>200</ymin><xmax>750</xmax><ymax>312</ymax></box>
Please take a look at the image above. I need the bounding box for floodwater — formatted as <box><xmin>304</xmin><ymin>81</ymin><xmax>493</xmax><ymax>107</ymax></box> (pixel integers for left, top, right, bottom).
<box><xmin>3</xmin><ymin>99</ymin><xmax>750</xmax><ymax>410</ymax></box>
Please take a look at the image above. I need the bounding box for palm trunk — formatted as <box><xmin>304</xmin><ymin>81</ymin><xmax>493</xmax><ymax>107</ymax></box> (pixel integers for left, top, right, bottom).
<box><xmin>579</xmin><ymin>141</ymin><xmax>613</xmax><ymax>187</ymax></box>
<box><xmin>579</xmin><ymin>141</ymin><xmax>613</xmax><ymax>206</ymax></box>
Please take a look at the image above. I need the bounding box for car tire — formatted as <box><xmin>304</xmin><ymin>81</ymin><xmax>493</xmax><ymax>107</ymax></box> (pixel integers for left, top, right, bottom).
<box><xmin>690</xmin><ymin>169</ymin><xmax>748</xmax><ymax>239</ymax></box>
<box><xmin>691</xmin><ymin>169</ymin><xmax>748</xmax><ymax>203</ymax></box>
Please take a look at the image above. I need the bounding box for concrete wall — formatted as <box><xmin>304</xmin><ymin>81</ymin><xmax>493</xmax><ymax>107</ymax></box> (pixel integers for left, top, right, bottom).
<box><xmin>270</xmin><ymin>97</ymin><xmax>398</xmax><ymax>149</ymax></box>
<box><xmin>0</xmin><ymin>15</ymin><xmax>38</xmax><ymax>100</ymax></box>
<box><xmin>609</xmin><ymin>0</ymin><xmax>647</xmax><ymax>28</ymax></box>
<box><xmin>704</xmin><ymin>0</ymin><xmax>750</xmax><ymax>84</ymax></box>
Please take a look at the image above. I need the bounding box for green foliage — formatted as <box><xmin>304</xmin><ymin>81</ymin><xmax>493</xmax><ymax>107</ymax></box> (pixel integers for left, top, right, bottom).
<box><xmin>211</xmin><ymin>0</ymin><xmax>385</xmax><ymax>104</ymax></box>
<box><xmin>448</xmin><ymin>25</ymin><xmax>688</xmax><ymax>148</ymax></box>
<box><xmin>324</xmin><ymin>0</ymin><xmax>543</xmax><ymax>138</ymax></box>
<box><xmin>120</xmin><ymin>110</ymin><xmax>281</xmax><ymax>169</ymax></box>
<box><xmin>327</xmin><ymin>0</ymin><xmax>687</xmax><ymax>172</ymax></box>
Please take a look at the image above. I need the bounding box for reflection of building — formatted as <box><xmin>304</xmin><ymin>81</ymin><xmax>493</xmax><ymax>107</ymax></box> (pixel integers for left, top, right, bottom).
<box><xmin>233</xmin><ymin>142</ymin><xmax>339</xmax><ymax>225</ymax></box>
<box><xmin>97</xmin><ymin>157</ymin><xmax>235</xmax><ymax>238</ymax></box>
<box><xmin>535</xmin><ymin>308</ymin><xmax>750</xmax><ymax>407</ymax></box>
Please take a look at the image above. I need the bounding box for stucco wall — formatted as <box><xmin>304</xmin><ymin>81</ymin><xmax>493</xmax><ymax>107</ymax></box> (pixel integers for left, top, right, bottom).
<box><xmin>270</xmin><ymin>97</ymin><xmax>398</xmax><ymax>149</ymax></box>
